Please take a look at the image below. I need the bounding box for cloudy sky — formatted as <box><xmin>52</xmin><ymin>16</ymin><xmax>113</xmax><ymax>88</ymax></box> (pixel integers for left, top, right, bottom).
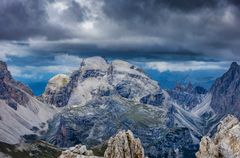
<box><xmin>0</xmin><ymin>0</ymin><xmax>239</xmax><ymax>94</ymax></box>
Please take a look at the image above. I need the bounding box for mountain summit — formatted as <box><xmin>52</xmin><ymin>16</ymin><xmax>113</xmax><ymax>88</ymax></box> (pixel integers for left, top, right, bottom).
<box><xmin>40</xmin><ymin>56</ymin><xmax>160</xmax><ymax>107</ymax></box>
<box><xmin>210</xmin><ymin>62</ymin><xmax>240</xmax><ymax>119</ymax></box>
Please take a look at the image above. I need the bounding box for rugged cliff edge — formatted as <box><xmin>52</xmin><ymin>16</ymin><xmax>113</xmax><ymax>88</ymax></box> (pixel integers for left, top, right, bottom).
<box><xmin>0</xmin><ymin>61</ymin><xmax>56</xmax><ymax>144</ymax></box>
<box><xmin>104</xmin><ymin>130</ymin><xmax>144</xmax><ymax>158</ymax></box>
<box><xmin>210</xmin><ymin>62</ymin><xmax>240</xmax><ymax>118</ymax></box>
<box><xmin>59</xmin><ymin>130</ymin><xmax>144</xmax><ymax>158</ymax></box>
<box><xmin>196</xmin><ymin>115</ymin><xmax>240</xmax><ymax>158</ymax></box>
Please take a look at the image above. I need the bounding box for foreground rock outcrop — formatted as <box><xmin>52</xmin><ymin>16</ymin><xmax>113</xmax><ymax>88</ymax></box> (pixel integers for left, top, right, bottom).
<box><xmin>196</xmin><ymin>115</ymin><xmax>240</xmax><ymax>158</ymax></box>
<box><xmin>59</xmin><ymin>130</ymin><xmax>144</xmax><ymax>158</ymax></box>
<box><xmin>104</xmin><ymin>130</ymin><xmax>144</xmax><ymax>158</ymax></box>
<box><xmin>59</xmin><ymin>144</ymin><xmax>101</xmax><ymax>158</ymax></box>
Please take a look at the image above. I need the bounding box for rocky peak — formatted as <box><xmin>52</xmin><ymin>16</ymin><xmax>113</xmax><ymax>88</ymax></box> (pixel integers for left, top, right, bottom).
<box><xmin>47</xmin><ymin>74</ymin><xmax>70</xmax><ymax>91</ymax></box>
<box><xmin>80</xmin><ymin>56</ymin><xmax>109</xmax><ymax>74</ymax></box>
<box><xmin>211</xmin><ymin>62</ymin><xmax>240</xmax><ymax>93</ymax></box>
<box><xmin>175</xmin><ymin>83</ymin><xmax>193</xmax><ymax>92</ymax></box>
<box><xmin>39</xmin><ymin>74</ymin><xmax>71</xmax><ymax>107</ymax></box>
<box><xmin>196</xmin><ymin>115</ymin><xmax>240</xmax><ymax>158</ymax></box>
<box><xmin>39</xmin><ymin>71</ymin><xmax>81</xmax><ymax>107</ymax></box>
<box><xmin>110</xmin><ymin>59</ymin><xmax>160</xmax><ymax>101</ymax></box>
<box><xmin>0</xmin><ymin>60</ymin><xmax>33</xmax><ymax>108</ymax></box>
<box><xmin>173</xmin><ymin>83</ymin><xmax>207</xmax><ymax>95</ymax></box>
<box><xmin>210</xmin><ymin>61</ymin><xmax>240</xmax><ymax>118</ymax></box>
<box><xmin>41</xmin><ymin>57</ymin><xmax>160</xmax><ymax>107</ymax></box>
<box><xmin>168</xmin><ymin>83</ymin><xmax>207</xmax><ymax>110</ymax></box>
<box><xmin>111</xmin><ymin>60</ymin><xmax>145</xmax><ymax>76</ymax></box>
<box><xmin>230</xmin><ymin>61</ymin><xmax>239</xmax><ymax>69</ymax></box>
<box><xmin>0</xmin><ymin>61</ymin><xmax>11</xmax><ymax>81</ymax></box>
<box><xmin>104</xmin><ymin>130</ymin><xmax>145</xmax><ymax>158</ymax></box>
<box><xmin>58</xmin><ymin>130</ymin><xmax>144</xmax><ymax>158</ymax></box>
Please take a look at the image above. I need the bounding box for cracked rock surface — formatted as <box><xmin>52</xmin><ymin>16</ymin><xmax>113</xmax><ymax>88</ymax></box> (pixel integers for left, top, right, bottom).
<box><xmin>104</xmin><ymin>130</ymin><xmax>145</xmax><ymax>158</ymax></box>
<box><xmin>196</xmin><ymin>115</ymin><xmax>240</xmax><ymax>158</ymax></box>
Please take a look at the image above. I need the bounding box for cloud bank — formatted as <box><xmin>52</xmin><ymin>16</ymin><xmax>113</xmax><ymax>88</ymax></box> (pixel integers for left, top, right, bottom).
<box><xmin>0</xmin><ymin>0</ymin><xmax>239</xmax><ymax>59</ymax></box>
<box><xmin>145</xmin><ymin>61</ymin><xmax>230</xmax><ymax>72</ymax></box>
<box><xmin>8</xmin><ymin>54</ymin><xmax>82</xmax><ymax>80</ymax></box>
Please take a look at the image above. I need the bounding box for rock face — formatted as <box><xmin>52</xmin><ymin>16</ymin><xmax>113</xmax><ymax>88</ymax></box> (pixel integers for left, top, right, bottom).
<box><xmin>39</xmin><ymin>74</ymin><xmax>70</xmax><ymax>107</ymax></box>
<box><xmin>40</xmin><ymin>57</ymin><xmax>160</xmax><ymax>107</ymax></box>
<box><xmin>104</xmin><ymin>130</ymin><xmax>144</xmax><ymax>158</ymax></box>
<box><xmin>59</xmin><ymin>144</ymin><xmax>101</xmax><ymax>158</ymax></box>
<box><xmin>45</xmin><ymin>95</ymin><xmax>200</xmax><ymax>157</ymax></box>
<box><xmin>168</xmin><ymin>83</ymin><xmax>207</xmax><ymax>111</ymax></box>
<box><xmin>39</xmin><ymin>70</ymin><xmax>81</xmax><ymax>107</ymax></box>
<box><xmin>0</xmin><ymin>61</ymin><xmax>56</xmax><ymax>144</ymax></box>
<box><xmin>140</xmin><ymin>92</ymin><xmax>165</xmax><ymax>106</ymax></box>
<box><xmin>191</xmin><ymin>62</ymin><xmax>240</xmax><ymax>134</ymax></box>
<box><xmin>58</xmin><ymin>130</ymin><xmax>144</xmax><ymax>158</ymax></box>
<box><xmin>196</xmin><ymin>115</ymin><xmax>240</xmax><ymax>158</ymax></box>
<box><xmin>0</xmin><ymin>61</ymin><xmax>33</xmax><ymax>108</ymax></box>
<box><xmin>210</xmin><ymin>62</ymin><xmax>240</xmax><ymax>118</ymax></box>
<box><xmin>45</xmin><ymin>96</ymin><xmax>168</xmax><ymax>152</ymax></box>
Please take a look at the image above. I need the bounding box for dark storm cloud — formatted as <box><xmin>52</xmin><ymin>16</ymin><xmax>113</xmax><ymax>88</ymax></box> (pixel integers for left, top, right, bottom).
<box><xmin>103</xmin><ymin>0</ymin><xmax>239</xmax><ymax>19</ymax></box>
<box><xmin>0</xmin><ymin>0</ymin><xmax>86</xmax><ymax>40</ymax></box>
<box><xmin>101</xmin><ymin>0</ymin><xmax>240</xmax><ymax>58</ymax></box>
<box><xmin>103</xmin><ymin>0</ymin><xmax>217</xmax><ymax>23</ymax></box>
<box><xmin>102</xmin><ymin>0</ymin><xmax>240</xmax><ymax>32</ymax></box>
<box><xmin>62</xmin><ymin>0</ymin><xmax>87</xmax><ymax>22</ymax></box>
<box><xmin>0</xmin><ymin>0</ymin><xmax>240</xmax><ymax>59</ymax></box>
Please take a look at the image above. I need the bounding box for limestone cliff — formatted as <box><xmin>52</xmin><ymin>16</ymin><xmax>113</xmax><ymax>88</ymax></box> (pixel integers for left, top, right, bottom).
<box><xmin>104</xmin><ymin>130</ymin><xmax>144</xmax><ymax>158</ymax></box>
<box><xmin>196</xmin><ymin>115</ymin><xmax>240</xmax><ymax>158</ymax></box>
<box><xmin>59</xmin><ymin>130</ymin><xmax>144</xmax><ymax>158</ymax></box>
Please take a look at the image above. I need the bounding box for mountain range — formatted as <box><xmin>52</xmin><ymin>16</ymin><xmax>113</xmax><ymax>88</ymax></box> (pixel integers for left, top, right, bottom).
<box><xmin>0</xmin><ymin>57</ymin><xmax>240</xmax><ymax>158</ymax></box>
